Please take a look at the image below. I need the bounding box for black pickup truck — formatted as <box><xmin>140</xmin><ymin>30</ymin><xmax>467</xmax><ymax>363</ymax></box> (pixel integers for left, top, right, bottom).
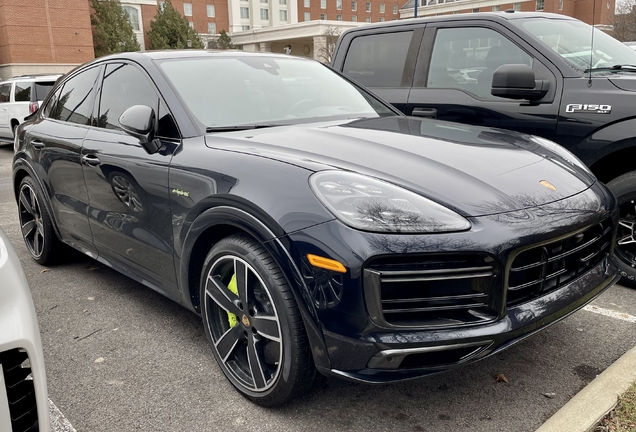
<box><xmin>332</xmin><ymin>12</ymin><xmax>636</xmax><ymax>285</ymax></box>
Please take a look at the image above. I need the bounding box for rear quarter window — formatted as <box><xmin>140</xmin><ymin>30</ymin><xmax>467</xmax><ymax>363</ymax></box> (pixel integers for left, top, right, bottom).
<box><xmin>34</xmin><ymin>82</ymin><xmax>56</xmax><ymax>101</ymax></box>
<box><xmin>342</xmin><ymin>31</ymin><xmax>414</xmax><ymax>87</ymax></box>
<box><xmin>14</xmin><ymin>82</ymin><xmax>31</xmax><ymax>102</ymax></box>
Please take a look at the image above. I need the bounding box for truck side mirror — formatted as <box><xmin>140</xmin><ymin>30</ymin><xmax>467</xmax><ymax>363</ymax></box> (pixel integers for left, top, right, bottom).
<box><xmin>118</xmin><ymin>105</ymin><xmax>162</xmax><ymax>154</ymax></box>
<box><xmin>491</xmin><ymin>64</ymin><xmax>550</xmax><ymax>101</ymax></box>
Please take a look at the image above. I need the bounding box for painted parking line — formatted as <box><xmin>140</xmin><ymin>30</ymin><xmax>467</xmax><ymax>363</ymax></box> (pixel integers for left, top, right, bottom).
<box><xmin>49</xmin><ymin>399</ymin><xmax>76</xmax><ymax>432</ymax></box>
<box><xmin>583</xmin><ymin>305</ymin><xmax>636</xmax><ymax>323</ymax></box>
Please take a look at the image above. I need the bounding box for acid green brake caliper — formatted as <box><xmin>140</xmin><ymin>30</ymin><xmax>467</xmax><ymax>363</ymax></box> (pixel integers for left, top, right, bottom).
<box><xmin>227</xmin><ymin>274</ymin><xmax>239</xmax><ymax>328</ymax></box>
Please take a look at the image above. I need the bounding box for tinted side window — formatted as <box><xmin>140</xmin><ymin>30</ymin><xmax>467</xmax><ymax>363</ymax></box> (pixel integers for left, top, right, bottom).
<box><xmin>42</xmin><ymin>88</ymin><xmax>61</xmax><ymax>118</ymax></box>
<box><xmin>34</xmin><ymin>82</ymin><xmax>56</xmax><ymax>101</ymax></box>
<box><xmin>342</xmin><ymin>31</ymin><xmax>413</xmax><ymax>87</ymax></box>
<box><xmin>0</xmin><ymin>84</ymin><xmax>11</xmax><ymax>103</ymax></box>
<box><xmin>14</xmin><ymin>82</ymin><xmax>31</xmax><ymax>102</ymax></box>
<box><xmin>97</xmin><ymin>63</ymin><xmax>159</xmax><ymax>131</ymax></box>
<box><xmin>49</xmin><ymin>67</ymin><xmax>100</xmax><ymax>124</ymax></box>
<box><xmin>426</xmin><ymin>27</ymin><xmax>533</xmax><ymax>100</ymax></box>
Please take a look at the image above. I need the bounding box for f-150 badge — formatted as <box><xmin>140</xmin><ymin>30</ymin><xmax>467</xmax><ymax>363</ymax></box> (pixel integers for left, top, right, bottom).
<box><xmin>565</xmin><ymin>104</ymin><xmax>612</xmax><ymax>114</ymax></box>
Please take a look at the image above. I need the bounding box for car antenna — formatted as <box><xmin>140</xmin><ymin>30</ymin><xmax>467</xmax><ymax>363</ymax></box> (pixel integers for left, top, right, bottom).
<box><xmin>588</xmin><ymin>0</ymin><xmax>597</xmax><ymax>86</ymax></box>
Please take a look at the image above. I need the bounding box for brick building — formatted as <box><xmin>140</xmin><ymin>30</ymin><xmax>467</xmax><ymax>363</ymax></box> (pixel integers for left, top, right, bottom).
<box><xmin>298</xmin><ymin>0</ymin><xmax>402</xmax><ymax>23</ymax></box>
<box><xmin>400</xmin><ymin>0</ymin><xmax>614</xmax><ymax>27</ymax></box>
<box><xmin>0</xmin><ymin>0</ymin><xmax>94</xmax><ymax>80</ymax></box>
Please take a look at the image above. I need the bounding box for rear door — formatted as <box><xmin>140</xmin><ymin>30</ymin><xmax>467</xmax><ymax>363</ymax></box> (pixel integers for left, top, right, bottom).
<box><xmin>81</xmin><ymin>62</ymin><xmax>180</xmax><ymax>295</ymax></box>
<box><xmin>26</xmin><ymin>67</ymin><xmax>101</xmax><ymax>254</ymax></box>
<box><xmin>407</xmin><ymin>22</ymin><xmax>561</xmax><ymax>140</ymax></box>
<box><xmin>337</xmin><ymin>27</ymin><xmax>424</xmax><ymax>113</ymax></box>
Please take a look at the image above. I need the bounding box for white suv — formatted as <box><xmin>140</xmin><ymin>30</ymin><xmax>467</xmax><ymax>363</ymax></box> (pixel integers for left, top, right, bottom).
<box><xmin>0</xmin><ymin>74</ymin><xmax>61</xmax><ymax>143</ymax></box>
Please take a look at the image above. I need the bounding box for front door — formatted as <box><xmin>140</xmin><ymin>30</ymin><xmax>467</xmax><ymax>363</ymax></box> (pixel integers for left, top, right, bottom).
<box><xmin>81</xmin><ymin>62</ymin><xmax>180</xmax><ymax>295</ymax></box>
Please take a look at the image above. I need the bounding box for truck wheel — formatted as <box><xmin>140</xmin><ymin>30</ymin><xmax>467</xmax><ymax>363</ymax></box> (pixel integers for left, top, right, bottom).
<box><xmin>607</xmin><ymin>171</ymin><xmax>636</xmax><ymax>288</ymax></box>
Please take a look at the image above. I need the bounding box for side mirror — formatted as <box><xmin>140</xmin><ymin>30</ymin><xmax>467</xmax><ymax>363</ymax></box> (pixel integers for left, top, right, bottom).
<box><xmin>491</xmin><ymin>64</ymin><xmax>550</xmax><ymax>101</ymax></box>
<box><xmin>119</xmin><ymin>105</ymin><xmax>162</xmax><ymax>154</ymax></box>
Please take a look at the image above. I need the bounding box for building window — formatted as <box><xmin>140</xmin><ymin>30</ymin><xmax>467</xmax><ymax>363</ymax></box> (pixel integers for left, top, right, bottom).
<box><xmin>492</xmin><ymin>4</ymin><xmax>499</xmax><ymax>10</ymax></box>
<box><xmin>184</xmin><ymin>3</ymin><xmax>192</xmax><ymax>16</ymax></box>
<box><xmin>159</xmin><ymin>1</ymin><xmax>165</xmax><ymax>11</ymax></box>
<box><xmin>280</xmin><ymin>9</ymin><xmax>288</xmax><ymax>20</ymax></box>
<box><xmin>366</xmin><ymin>2</ymin><xmax>371</xmax><ymax>11</ymax></box>
<box><xmin>242</xmin><ymin>25</ymin><xmax>250</xmax><ymax>30</ymax></box>
<box><xmin>392</xmin><ymin>4</ymin><xmax>397</xmax><ymax>13</ymax></box>
<box><xmin>558</xmin><ymin>0</ymin><xmax>563</xmax><ymax>9</ymax></box>
<box><xmin>207</xmin><ymin>4</ymin><xmax>215</xmax><ymax>17</ymax></box>
<box><xmin>472</xmin><ymin>7</ymin><xmax>479</xmax><ymax>12</ymax></box>
<box><xmin>122</xmin><ymin>6</ymin><xmax>139</xmax><ymax>31</ymax></box>
<box><xmin>337</xmin><ymin>13</ymin><xmax>342</xmax><ymax>19</ymax></box>
<box><xmin>321</xmin><ymin>0</ymin><xmax>326</xmax><ymax>7</ymax></box>
<box><xmin>352</xmin><ymin>0</ymin><xmax>357</xmax><ymax>11</ymax></box>
<box><xmin>304</xmin><ymin>0</ymin><xmax>310</xmax><ymax>7</ymax></box>
<box><xmin>536</xmin><ymin>0</ymin><xmax>544</xmax><ymax>9</ymax></box>
<box><xmin>260</xmin><ymin>8</ymin><xmax>269</xmax><ymax>19</ymax></box>
<box><xmin>280</xmin><ymin>0</ymin><xmax>287</xmax><ymax>4</ymax></box>
<box><xmin>208</xmin><ymin>22</ymin><xmax>216</xmax><ymax>33</ymax></box>
<box><xmin>379</xmin><ymin>3</ymin><xmax>385</xmax><ymax>13</ymax></box>
<box><xmin>189</xmin><ymin>21</ymin><xmax>194</xmax><ymax>28</ymax></box>
<box><xmin>453</xmin><ymin>10</ymin><xmax>459</xmax><ymax>13</ymax></box>
<box><xmin>261</xmin><ymin>0</ymin><xmax>268</xmax><ymax>4</ymax></box>
<box><xmin>513</xmin><ymin>2</ymin><xmax>521</xmax><ymax>10</ymax></box>
<box><xmin>240</xmin><ymin>7</ymin><xmax>250</xmax><ymax>18</ymax></box>
<box><xmin>365</xmin><ymin>16</ymin><xmax>370</xmax><ymax>21</ymax></box>
<box><xmin>320</xmin><ymin>13</ymin><xmax>327</xmax><ymax>19</ymax></box>
<box><xmin>337</xmin><ymin>0</ymin><xmax>342</xmax><ymax>9</ymax></box>
<box><xmin>304</xmin><ymin>11</ymin><xmax>311</xmax><ymax>20</ymax></box>
<box><xmin>352</xmin><ymin>15</ymin><xmax>357</xmax><ymax>21</ymax></box>
<box><xmin>379</xmin><ymin>17</ymin><xmax>385</xmax><ymax>21</ymax></box>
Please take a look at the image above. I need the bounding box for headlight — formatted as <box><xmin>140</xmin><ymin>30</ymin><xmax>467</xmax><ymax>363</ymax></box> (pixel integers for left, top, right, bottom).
<box><xmin>531</xmin><ymin>136</ymin><xmax>592</xmax><ymax>175</ymax></box>
<box><xmin>309</xmin><ymin>171</ymin><xmax>471</xmax><ymax>233</ymax></box>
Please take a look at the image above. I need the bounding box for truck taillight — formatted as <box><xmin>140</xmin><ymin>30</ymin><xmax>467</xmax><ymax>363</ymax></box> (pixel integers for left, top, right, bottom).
<box><xmin>29</xmin><ymin>102</ymin><xmax>38</xmax><ymax>114</ymax></box>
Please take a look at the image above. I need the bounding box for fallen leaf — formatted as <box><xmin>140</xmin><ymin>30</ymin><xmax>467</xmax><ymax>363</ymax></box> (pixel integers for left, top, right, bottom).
<box><xmin>94</xmin><ymin>357</ymin><xmax>104</xmax><ymax>363</ymax></box>
<box><xmin>494</xmin><ymin>373</ymin><xmax>509</xmax><ymax>383</ymax></box>
<box><xmin>87</xmin><ymin>297</ymin><xmax>95</xmax><ymax>301</ymax></box>
<box><xmin>40</xmin><ymin>268</ymin><xmax>50</xmax><ymax>273</ymax></box>
<box><xmin>543</xmin><ymin>392</ymin><xmax>556</xmax><ymax>398</ymax></box>
<box><xmin>87</xmin><ymin>267</ymin><xmax>100</xmax><ymax>271</ymax></box>
<box><xmin>576</xmin><ymin>328</ymin><xmax>584</xmax><ymax>332</ymax></box>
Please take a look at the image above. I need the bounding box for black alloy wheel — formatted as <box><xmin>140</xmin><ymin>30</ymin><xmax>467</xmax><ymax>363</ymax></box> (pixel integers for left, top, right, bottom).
<box><xmin>200</xmin><ymin>234</ymin><xmax>315</xmax><ymax>406</ymax></box>
<box><xmin>607</xmin><ymin>172</ymin><xmax>636</xmax><ymax>287</ymax></box>
<box><xmin>18</xmin><ymin>176</ymin><xmax>59</xmax><ymax>265</ymax></box>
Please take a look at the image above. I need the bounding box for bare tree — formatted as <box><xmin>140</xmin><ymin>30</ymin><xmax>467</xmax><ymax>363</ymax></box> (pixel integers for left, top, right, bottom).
<box><xmin>614</xmin><ymin>0</ymin><xmax>636</xmax><ymax>42</ymax></box>
<box><xmin>316</xmin><ymin>25</ymin><xmax>341</xmax><ymax>64</ymax></box>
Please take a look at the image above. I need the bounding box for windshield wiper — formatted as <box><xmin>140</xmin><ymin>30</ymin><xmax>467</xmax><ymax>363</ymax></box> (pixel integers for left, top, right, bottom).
<box><xmin>584</xmin><ymin>64</ymin><xmax>636</xmax><ymax>73</ymax></box>
<box><xmin>206</xmin><ymin>124</ymin><xmax>281</xmax><ymax>132</ymax></box>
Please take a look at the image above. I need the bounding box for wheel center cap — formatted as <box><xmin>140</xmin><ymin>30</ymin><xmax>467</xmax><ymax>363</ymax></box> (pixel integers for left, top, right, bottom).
<box><xmin>241</xmin><ymin>315</ymin><xmax>250</xmax><ymax>327</ymax></box>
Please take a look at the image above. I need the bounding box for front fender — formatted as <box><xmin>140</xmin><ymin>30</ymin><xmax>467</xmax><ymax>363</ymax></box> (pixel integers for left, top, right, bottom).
<box><xmin>178</xmin><ymin>204</ymin><xmax>332</xmax><ymax>370</ymax></box>
<box><xmin>576</xmin><ymin>117</ymin><xmax>636</xmax><ymax>167</ymax></box>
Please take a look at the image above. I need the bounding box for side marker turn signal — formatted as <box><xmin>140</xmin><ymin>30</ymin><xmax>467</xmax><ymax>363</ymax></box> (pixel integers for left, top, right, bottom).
<box><xmin>307</xmin><ymin>254</ymin><xmax>347</xmax><ymax>273</ymax></box>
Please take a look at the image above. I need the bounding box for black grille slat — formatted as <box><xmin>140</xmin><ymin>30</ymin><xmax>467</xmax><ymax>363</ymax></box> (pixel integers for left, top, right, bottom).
<box><xmin>365</xmin><ymin>254</ymin><xmax>500</xmax><ymax>327</ymax></box>
<box><xmin>1</xmin><ymin>348</ymin><xmax>39</xmax><ymax>432</ymax></box>
<box><xmin>507</xmin><ymin>219</ymin><xmax>615</xmax><ymax>306</ymax></box>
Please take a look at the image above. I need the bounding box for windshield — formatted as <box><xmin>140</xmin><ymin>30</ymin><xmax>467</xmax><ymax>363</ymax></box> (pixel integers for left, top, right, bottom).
<box><xmin>518</xmin><ymin>18</ymin><xmax>636</xmax><ymax>73</ymax></box>
<box><xmin>159</xmin><ymin>56</ymin><xmax>395</xmax><ymax>129</ymax></box>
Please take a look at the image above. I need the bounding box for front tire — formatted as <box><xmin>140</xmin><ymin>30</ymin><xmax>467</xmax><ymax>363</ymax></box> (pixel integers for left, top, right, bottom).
<box><xmin>200</xmin><ymin>234</ymin><xmax>315</xmax><ymax>406</ymax></box>
<box><xmin>607</xmin><ymin>171</ymin><xmax>636</xmax><ymax>288</ymax></box>
<box><xmin>17</xmin><ymin>176</ymin><xmax>60</xmax><ymax>265</ymax></box>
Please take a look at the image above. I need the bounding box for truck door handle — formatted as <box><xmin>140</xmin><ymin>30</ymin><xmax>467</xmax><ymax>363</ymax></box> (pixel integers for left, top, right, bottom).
<box><xmin>412</xmin><ymin>107</ymin><xmax>437</xmax><ymax>119</ymax></box>
<box><xmin>81</xmin><ymin>154</ymin><xmax>101</xmax><ymax>166</ymax></box>
<box><xmin>31</xmin><ymin>140</ymin><xmax>44</xmax><ymax>149</ymax></box>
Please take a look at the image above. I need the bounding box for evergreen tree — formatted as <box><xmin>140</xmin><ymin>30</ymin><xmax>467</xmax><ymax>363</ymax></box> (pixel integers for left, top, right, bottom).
<box><xmin>90</xmin><ymin>0</ymin><xmax>140</xmax><ymax>57</ymax></box>
<box><xmin>147</xmin><ymin>0</ymin><xmax>204</xmax><ymax>49</ymax></box>
<box><xmin>208</xmin><ymin>30</ymin><xmax>235</xmax><ymax>50</ymax></box>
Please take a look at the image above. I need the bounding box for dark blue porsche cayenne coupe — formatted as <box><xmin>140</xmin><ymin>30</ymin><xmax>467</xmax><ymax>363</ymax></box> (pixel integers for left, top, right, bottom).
<box><xmin>13</xmin><ymin>51</ymin><xmax>619</xmax><ymax>406</ymax></box>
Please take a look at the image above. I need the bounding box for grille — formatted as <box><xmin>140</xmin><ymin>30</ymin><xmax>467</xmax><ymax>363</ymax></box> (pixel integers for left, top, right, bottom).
<box><xmin>507</xmin><ymin>218</ymin><xmax>615</xmax><ymax>306</ymax></box>
<box><xmin>364</xmin><ymin>254</ymin><xmax>501</xmax><ymax>327</ymax></box>
<box><xmin>0</xmin><ymin>349</ymin><xmax>39</xmax><ymax>432</ymax></box>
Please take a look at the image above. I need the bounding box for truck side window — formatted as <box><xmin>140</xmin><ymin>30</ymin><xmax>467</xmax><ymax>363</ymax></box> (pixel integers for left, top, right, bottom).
<box><xmin>342</xmin><ymin>31</ymin><xmax>413</xmax><ymax>88</ymax></box>
<box><xmin>426</xmin><ymin>27</ymin><xmax>533</xmax><ymax>100</ymax></box>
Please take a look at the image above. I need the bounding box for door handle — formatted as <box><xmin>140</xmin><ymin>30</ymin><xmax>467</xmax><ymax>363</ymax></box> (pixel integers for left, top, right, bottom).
<box><xmin>31</xmin><ymin>140</ymin><xmax>44</xmax><ymax>149</ymax></box>
<box><xmin>81</xmin><ymin>154</ymin><xmax>101</xmax><ymax>166</ymax></box>
<box><xmin>412</xmin><ymin>107</ymin><xmax>437</xmax><ymax>119</ymax></box>
<box><xmin>2</xmin><ymin>108</ymin><xmax>7</xmax><ymax>110</ymax></box>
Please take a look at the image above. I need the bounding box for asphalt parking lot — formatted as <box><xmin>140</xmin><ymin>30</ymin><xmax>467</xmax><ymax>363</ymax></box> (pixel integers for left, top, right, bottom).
<box><xmin>1</xmin><ymin>145</ymin><xmax>635</xmax><ymax>432</ymax></box>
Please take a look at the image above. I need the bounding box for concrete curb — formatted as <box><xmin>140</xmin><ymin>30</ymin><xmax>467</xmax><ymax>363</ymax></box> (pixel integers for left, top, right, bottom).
<box><xmin>535</xmin><ymin>346</ymin><xmax>636</xmax><ymax>432</ymax></box>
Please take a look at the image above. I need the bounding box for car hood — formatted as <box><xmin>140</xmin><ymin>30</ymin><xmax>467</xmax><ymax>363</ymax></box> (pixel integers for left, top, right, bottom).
<box><xmin>204</xmin><ymin>116</ymin><xmax>595</xmax><ymax>217</ymax></box>
<box><xmin>608</xmin><ymin>75</ymin><xmax>636</xmax><ymax>92</ymax></box>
